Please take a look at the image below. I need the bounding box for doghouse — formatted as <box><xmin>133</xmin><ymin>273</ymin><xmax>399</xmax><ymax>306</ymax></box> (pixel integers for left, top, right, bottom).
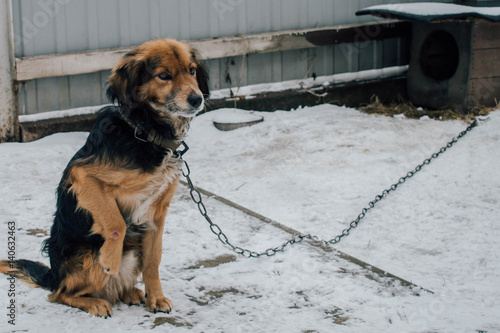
<box><xmin>357</xmin><ymin>2</ymin><xmax>500</xmax><ymax>112</ymax></box>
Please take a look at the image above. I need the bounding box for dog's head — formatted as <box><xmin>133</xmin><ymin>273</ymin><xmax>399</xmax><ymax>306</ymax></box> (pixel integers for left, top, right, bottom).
<box><xmin>107</xmin><ymin>39</ymin><xmax>209</xmax><ymax>118</ymax></box>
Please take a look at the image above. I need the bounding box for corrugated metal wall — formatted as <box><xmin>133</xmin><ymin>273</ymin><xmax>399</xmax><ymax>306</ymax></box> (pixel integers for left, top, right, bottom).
<box><xmin>13</xmin><ymin>0</ymin><xmax>452</xmax><ymax>115</ymax></box>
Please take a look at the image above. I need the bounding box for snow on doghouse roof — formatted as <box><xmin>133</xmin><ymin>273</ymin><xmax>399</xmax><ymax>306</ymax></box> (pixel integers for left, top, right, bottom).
<box><xmin>356</xmin><ymin>2</ymin><xmax>500</xmax><ymax>22</ymax></box>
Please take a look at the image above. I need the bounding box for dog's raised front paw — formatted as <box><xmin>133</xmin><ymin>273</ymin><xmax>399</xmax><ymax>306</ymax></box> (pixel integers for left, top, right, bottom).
<box><xmin>98</xmin><ymin>240</ymin><xmax>122</xmax><ymax>276</ymax></box>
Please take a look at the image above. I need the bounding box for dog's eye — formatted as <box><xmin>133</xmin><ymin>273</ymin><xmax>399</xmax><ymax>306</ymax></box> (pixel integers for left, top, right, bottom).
<box><xmin>189</xmin><ymin>67</ymin><xmax>196</xmax><ymax>76</ymax></box>
<box><xmin>158</xmin><ymin>72</ymin><xmax>172</xmax><ymax>81</ymax></box>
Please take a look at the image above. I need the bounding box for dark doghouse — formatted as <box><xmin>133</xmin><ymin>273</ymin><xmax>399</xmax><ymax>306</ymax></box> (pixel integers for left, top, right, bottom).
<box><xmin>357</xmin><ymin>2</ymin><xmax>500</xmax><ymax>112</ymax></box>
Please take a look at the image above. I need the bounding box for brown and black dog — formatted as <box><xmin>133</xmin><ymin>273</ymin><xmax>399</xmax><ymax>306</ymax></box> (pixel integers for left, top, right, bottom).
<box><xmin>0</xmin><ymin>39</ymin><xmax>209</xmax><ymax>317</ymax></box>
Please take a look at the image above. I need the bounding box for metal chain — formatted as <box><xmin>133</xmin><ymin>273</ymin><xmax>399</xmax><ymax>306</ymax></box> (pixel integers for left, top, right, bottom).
<box><xmin>182</xmin><ymin>160</ymin><xmax>305</xmax><ymax>257</ymax></box>
<box><xmin>324</xmin><ymin>119</ymin><xmax>478</xmax><ymax>245</ymax></box>
<box><xmin>182</xmin><ymin>119</ymin><xmax>478</xmax><ymax>257</ymax></box>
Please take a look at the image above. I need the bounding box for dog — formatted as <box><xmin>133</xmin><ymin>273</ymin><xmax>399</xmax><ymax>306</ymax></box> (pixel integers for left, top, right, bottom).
<box><xmin>0</xmin><ymin>39</ymin><xmax>209</xmax><ymax>317</ymax></box>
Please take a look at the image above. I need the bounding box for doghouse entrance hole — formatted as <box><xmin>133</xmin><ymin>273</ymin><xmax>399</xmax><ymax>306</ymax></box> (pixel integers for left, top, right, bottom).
<box><xmin>419</xmin><ymin>30</ymin><xmax>460</xmax><ymax>81</ymax></box>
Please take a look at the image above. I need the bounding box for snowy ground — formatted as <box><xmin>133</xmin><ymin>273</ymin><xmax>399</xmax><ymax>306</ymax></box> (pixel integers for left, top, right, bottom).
<box><xmin>0</xmin><ymin>104</ymin><xmax>499</xmax><ymax>332</ymax></box>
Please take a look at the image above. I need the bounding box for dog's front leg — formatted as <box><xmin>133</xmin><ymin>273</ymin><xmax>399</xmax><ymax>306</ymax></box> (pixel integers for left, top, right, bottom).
<box><xmin>68</xmin><ymin>167</ymin><xmax>126</xmax><ymax>275</ymax></box>
<box><xmin>142</xmin><ymin>224</ymin><xmax>172</xmax><ymax>313</ymax></box>
<box><xmin>142</xmin><ymin>178</ymin><xmax>179</xmax><ymax>313</ymax></box>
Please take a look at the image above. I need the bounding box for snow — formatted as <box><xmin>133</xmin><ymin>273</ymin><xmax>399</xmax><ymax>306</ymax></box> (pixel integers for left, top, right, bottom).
<box><xmin>1</xmin><ymin>104</ymin><xmax>499</xmax><ymax>332</ymax></box>
<box><xmin>210</xmin><ymin>65</ymin><xmax>408</xmax><ymax>100</ymax></box>
<box><xmin>19</xmin><ymin>105</ymin><xmax>106</xmax><ymax>122</ymax></box>
<box><xmin>357</xmin><ymin>2</ymin><xmax>500</xmax><ymax>22</ymax></box>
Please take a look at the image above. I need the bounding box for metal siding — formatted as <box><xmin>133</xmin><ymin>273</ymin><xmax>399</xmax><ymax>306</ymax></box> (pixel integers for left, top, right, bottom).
<box><xmin>306</xmin><ymin>0</ymin><xmax>335</xmax><ymax>81</ymax></box>
<box><xmin>245</xmin><ymin>0</ymin><xmax>272</xmax><ymax>86</ymax></box>
<box><xmin>279</xmin><ymin>0</ymin><xmax>307</xmax><ymax>82</ymax></box>
<box><xmin>13</xmin><ymin>0</ymin><xmax>452</xmax><ymax>114</ymax></box>
<box><xmin>96</xmin><ymin>1</ymin><xmax>121</xmax><ymax>48</ymax></box>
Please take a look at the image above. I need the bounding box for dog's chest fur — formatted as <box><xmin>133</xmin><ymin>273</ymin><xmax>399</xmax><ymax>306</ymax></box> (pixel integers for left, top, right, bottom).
<box><xmin>117</xmin><ymin>153</ymin><xmax>182</xmax><ymax>228</ymax></box>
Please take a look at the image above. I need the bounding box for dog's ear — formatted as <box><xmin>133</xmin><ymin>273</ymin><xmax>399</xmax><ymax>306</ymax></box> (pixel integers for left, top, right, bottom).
<box><xmin>106</xmin><ymin>64</ymin><xmax>129</xmax><ymax>105</ymax></box>
<box><xmin>191</xmin><ymin>50</ymin><xmax>209</xmax><ymax>99</ymax></box>
<box><xmin>107</xmin><ymin>52</ymin><xmax>155</xmax><ymax>105</ymax></box>
<box><xmin>107</xmin><ymin>51</ymin><xmax>140</xmax><ymax>105</ymax></box>
<box><xmin>196</xmin><ymin>62</ymin><xmax>210</xmax><ymax>99</ymax></box>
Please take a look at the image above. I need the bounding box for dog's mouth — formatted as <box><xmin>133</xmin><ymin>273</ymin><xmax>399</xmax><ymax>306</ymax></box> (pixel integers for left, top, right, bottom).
<box><xmin>149</xmin><ymin>99</ymin><xmax>204</xmax><ymax>118</ymax></box>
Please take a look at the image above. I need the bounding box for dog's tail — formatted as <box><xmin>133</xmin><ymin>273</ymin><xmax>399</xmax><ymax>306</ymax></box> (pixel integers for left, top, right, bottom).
<box><xmin>0</xmin><ymin>259</ymin><xmax>53</xmax><ymax>290</ymax></box>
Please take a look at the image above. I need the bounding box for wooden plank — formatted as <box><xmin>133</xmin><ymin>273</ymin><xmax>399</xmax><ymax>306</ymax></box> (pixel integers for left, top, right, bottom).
<box><xmin>15</xmin><ymin>20</ymin><xmax>410</xmax><ymax>81</ymax></box>
<box><xmin>467</xmin><ymin>77</ymin><xmax>500</xmax><ymax>109</ymax></box>
<box><xmin>15</xmin><ymin>47</ymin><xmax>131</xmax><ymax>82</ymax></box>
<box><xmin>473</xmin><ymin>20</ymin><xmax>500</xmax><ymax>50</ymax></box>
<box><xmin>470</xmin><ymin>48</ymin><xmax>500</xmax><ymax>79</ymax></box>
<box><xmin>0</xmin><ymin>0</ymin><xmax>19</xmax><ymax>142</ymax></box>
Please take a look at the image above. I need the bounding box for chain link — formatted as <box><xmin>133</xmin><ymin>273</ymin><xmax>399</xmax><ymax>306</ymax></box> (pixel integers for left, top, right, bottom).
<box><xmin>182</xmin><ymin>119</ymin><xmax>478</xmax><ymax>257</ymax></box>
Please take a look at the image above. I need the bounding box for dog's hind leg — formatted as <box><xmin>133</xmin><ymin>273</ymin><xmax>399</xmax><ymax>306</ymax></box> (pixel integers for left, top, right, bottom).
<box><xmin>49</xmin><ymin>252</ymin><xmax>114</xmax><ymax>317</ymax></box>
<box><xmin>121</xmin><ymin>287</ymin><xmax>146</xmax><ymax>306</ymax></box>
<box><xmin>54</xmin><ymin>293</ymin><xmax>113</xmax><ymax>318</ymax></box>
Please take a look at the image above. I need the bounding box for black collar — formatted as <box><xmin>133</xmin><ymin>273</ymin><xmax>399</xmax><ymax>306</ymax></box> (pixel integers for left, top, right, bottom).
<box><xmin>119</xmin><ymin>108</ymin><xmax>189</xmax><ymax>156</ymax></box>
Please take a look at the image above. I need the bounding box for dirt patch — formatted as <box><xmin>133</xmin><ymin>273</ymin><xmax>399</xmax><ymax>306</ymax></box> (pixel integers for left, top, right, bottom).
<box><xmin>359</xmin><ymin>95</ymin><xmax>495</xmax><ymax>121</ymax></box>
<box><xmin>186</xmin><ymin>254</ymin><xmax>237</xmax><ymax>270</ymax></box>
<box><xmin>152</xmin><ymin>316</ymin><xmax>193</xmax><ymax>329</ymax></box>
<box><xmin>325</xmin><ymin>307</ymin><xmax>349</xmax><ymax>326</ymax></box>
<box><xmin>186</xmin><ymin>287</ymin><xmax>261</xmax><ymax>308</ymax></box>
<box><xmin>205</xmin><ymin>287</ymin><xmax>241</xmax><ymax>300</ymax></box>
<box><xmin>26</xmin><ymin>229</ymin><xmax>48</xmax><ymax>237</ymax></box>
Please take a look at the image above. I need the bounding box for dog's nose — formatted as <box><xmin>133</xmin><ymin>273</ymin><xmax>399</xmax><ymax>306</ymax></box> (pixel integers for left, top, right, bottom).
<box><xmin>187</xmin><ymin>95</ymin><xmax>203</xmax><ymax>109</ymax></box>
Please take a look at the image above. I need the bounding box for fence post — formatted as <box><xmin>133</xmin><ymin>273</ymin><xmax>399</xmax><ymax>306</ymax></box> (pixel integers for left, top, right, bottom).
<box><xmin>0</xmin><ymin>0</ymin><xmax>19</xmax><ymax>143</ymax></box>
